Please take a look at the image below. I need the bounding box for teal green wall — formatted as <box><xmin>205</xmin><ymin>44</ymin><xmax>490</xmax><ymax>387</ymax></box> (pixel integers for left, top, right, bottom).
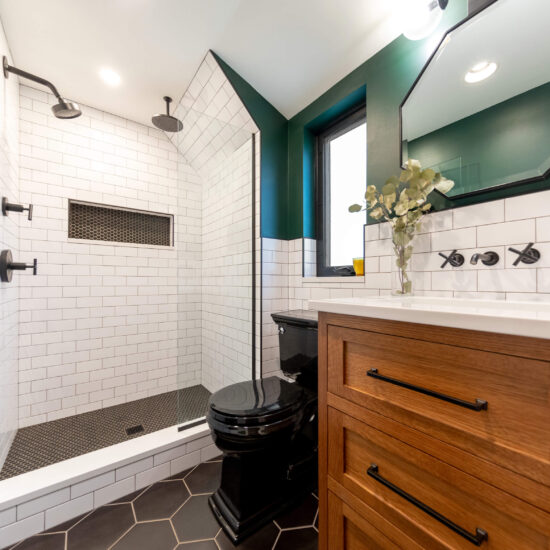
<box><xmin>408</xmin><ymin>81</ymin><xmax>550</xmax><ymax>196</ymax></box>
<box><xmin>216</xmin><ymin>1</ymin><xmax>549</xmax><ymax>239</ymax></box>
<box><xmin>213</xmin><ymin>52</ymin><xmax>289</xmax><ymax>240</ymax></box>
<box><xmin>287</xmin><ymin>2</ymin><xmax>468</xmax><ymax>239</ymax></box>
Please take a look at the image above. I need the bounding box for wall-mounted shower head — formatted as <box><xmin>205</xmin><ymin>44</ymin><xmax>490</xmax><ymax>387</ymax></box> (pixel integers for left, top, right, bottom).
<box><xmin>3</xmin><ymin>56</ymin><xmax>82</xmax><ymax>119</ymax></box>
<box><xmin>52</xmin><ymin>99</ymin><xmax>81</xmax><ymax>119</ymax></box>
<box><xmin>152</xmin><ymin>96</ymin><xmax>183</xmax><ymax>132</ymax></box>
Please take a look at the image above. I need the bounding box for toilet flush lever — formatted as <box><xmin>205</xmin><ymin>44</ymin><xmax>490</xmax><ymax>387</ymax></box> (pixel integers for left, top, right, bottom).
<box><xmin>2</xmin><ymin>197</ymin><xmax>33</xmax><ymax>220</ymax></box>
<box><xmin>0</xmin><ymin>250</ymin><xmax>38</xmax><ymax>283</ymax></box>
<box><xmin>278</xmin><ymin>325</ymin><xmax>285</xmax><ymax>335</ymax></box>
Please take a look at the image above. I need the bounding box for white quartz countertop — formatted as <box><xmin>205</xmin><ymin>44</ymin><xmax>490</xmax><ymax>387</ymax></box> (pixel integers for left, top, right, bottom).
<box><xmin>308</xmin><ymin>296</ymin><xmax>550</xmax><ymax>340</ymax></box>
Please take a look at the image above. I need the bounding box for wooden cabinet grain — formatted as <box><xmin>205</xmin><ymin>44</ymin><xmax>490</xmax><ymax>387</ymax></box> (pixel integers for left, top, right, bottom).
<box><xmin>318</xmin><ymin>312</ymin><xmax>550</xmax><ymax>550</ymax></box>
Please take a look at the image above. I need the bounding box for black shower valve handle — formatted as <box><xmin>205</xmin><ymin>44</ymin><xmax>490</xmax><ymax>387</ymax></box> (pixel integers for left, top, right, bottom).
<box><xmin>9</xmin><ymin>258</ymin><xmax>38</xmax><ymax>275</ymax></box>
<box><xmin>438</xmin><ymin>250</ymin><xmax>465</xmax><ymax>269</ymax></box>
<box><xmin>2</xmin><ymin>197</ymin><xmax>33</xmax><ymax>220</ymax></box>
<box><xmin>0</xmin><ymin>250</ymin><xmax>38</xmax><ymax>282</ymax></box>
<box><xmin>508</xmin><ymin>243</ymin><xmax>541</xmax><ymax>266</ymax></box>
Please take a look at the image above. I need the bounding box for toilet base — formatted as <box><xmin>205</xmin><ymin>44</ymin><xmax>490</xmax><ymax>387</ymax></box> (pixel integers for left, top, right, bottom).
<box><xmin>209</xmin><ymin>488</ymin><xmax>296</xmax><ymax>544</ymax></box>
<box><xmin>209</xmin><ymin>438</ymin><xmax>317</xmax><ymax>544</ymax></box>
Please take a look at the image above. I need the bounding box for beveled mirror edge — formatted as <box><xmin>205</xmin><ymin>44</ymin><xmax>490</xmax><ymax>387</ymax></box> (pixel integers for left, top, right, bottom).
<box><xmin>398</xmin><ymin>0</ymin><xmax>550</xmax><ymax>203</ymax></box>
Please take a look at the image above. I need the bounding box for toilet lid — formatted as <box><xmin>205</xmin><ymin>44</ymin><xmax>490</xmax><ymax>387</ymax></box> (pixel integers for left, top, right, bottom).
<box><xmin>209</xmin><ymin>377</ymin><xmax>305</xmax><ymax>424</ymax></box>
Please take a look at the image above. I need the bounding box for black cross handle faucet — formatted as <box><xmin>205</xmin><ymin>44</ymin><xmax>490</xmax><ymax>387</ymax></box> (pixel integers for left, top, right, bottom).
<box><xmin>438</xmin><ymin>250</ymin><xmax>465</xmax><ymax>269</ymax></box>
<box><xmin>508</xmin><ymin>243</ymin><xmax>540</xmax><ymax>266</ymax></box>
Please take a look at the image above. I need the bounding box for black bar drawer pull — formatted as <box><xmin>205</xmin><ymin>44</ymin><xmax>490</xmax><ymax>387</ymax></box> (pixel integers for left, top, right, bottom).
<box><xmin>367</xmin><ymin>368</ymin><xmax>488</xmax><ymax>411</ymax></box>
<box><xmin>367</xmin><ymin>464</ymin><xmax>488</xmax><ymax>546</ymax></box>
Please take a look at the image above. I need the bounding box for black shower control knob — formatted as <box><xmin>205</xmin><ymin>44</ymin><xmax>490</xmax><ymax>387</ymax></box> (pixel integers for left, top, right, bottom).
<box><xmin>0</xmin><ymin>250</ymin><xmax>38</xmax><ymax>283</ymax></box>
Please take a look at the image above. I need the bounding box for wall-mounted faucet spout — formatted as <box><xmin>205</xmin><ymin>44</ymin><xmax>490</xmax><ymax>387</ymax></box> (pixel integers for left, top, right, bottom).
<box><xmin>470</xmin><ymin>251</ymin><xmax>499</xmax><ymax>266</ymax></box>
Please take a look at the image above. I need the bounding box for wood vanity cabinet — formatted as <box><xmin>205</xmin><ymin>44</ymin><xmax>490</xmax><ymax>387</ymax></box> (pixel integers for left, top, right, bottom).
<box><xmin>317</xmin><ymin>312</ymin><xmax>550</xmax><ymax>550</ymax></box>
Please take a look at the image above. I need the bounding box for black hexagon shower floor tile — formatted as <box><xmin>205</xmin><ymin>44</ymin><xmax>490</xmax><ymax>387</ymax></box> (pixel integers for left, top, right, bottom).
<box><xmin>6</xmin><ymin>457</ymin><xmax>318</xmax><ymax>550</ymax></box>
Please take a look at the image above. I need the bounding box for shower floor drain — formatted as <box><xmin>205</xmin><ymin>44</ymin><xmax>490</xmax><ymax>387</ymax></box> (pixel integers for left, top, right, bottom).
<box><xmin>126</xmin><ymin>424</ymin><xmax>144</xmax><ymax>436</ymax></box>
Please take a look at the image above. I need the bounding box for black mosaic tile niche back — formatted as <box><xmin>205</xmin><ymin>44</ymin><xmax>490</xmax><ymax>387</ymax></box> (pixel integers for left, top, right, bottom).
<box><xmin>68</xmin><ymin>200</ymin><xmax>172</xmax><ymax>246</ymax></box>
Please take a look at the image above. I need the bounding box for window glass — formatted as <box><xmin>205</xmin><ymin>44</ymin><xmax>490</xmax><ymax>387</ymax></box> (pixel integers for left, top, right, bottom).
<box><xmin>328</xmin><ymin>122</ymin><xmax>366</xmax><ymax>266</ymax></box>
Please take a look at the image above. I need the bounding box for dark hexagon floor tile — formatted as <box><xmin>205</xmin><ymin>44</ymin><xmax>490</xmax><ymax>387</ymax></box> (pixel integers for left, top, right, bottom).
<box><xmin>10</xmin><ymin>534</ymin><xmax>65</xmax><ymax>550</ymax></box>
<box><xmin>172</xmin><ymin>495</ymin><xmax>220</xmax><ymax>542</ymax></box>
<box><xmin>205</xmin><ymin>455</ymin><xmax>222</xmax><ymax>463</ymax></box>
<box><xmin>134</xmin><ymin>480</ymin><xmax>190</xmax><ymax>521</ymax></box>
<box><xmin>67</xmin><ymin>503</ymin><xmax>134</xmax><ymax>550</ymax></box>
<box><xmin>274</xmin><ymin>527</ymin><xmax>318</xmax><ymax>550</ymax></box>
<box><xmin>112</xmin><ymin>520</ymin><xmax>177</xmax><ymax>550</ymax></box>
<box><xmin>168</xmin><ymin>467</ymin><xmax>195</xmax><ymax>481</ymax></box>
<box><xmin>275</xmin><ymin>493</ymin><xmax>319</xmax><ymax>529</ymax></box>
<box><xmin>184</xmin><ymin>462</ymin><xmax>221</xmax><ymax>495</ymax></box>
<box><xmin>175</xmin><ymin>541</ymin><xmax>219</xmax><ymax>549</ymax></box>
<box><xmin>216</xmin><ymin>521</ymin><xmax>279</xmax><ymax>550</ymax></box>
<box><xmin>111</xmin><ymin>487</ymin><xmax>147</xmax><ymax>504</ymax></box>
<box><xmin>44</xmin><ymin>512</ymin><xmax>89</xmax><ymax>533</ymax></box>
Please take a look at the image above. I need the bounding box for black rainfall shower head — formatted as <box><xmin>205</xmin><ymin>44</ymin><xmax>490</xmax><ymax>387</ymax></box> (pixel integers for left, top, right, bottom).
<box><xmin>52</xmin><ymin>98</ymin><xmax>81</xmax><ymax>119</ymax></box>
<box><xmin>152</xmin><ymin>96</ymin><xmax>183</xmax><ymax>132</ymax></box>
<box><xmin>3</xmin><ymin>56</ymin><xmax>82</xmax><ymax>120</ymax></box>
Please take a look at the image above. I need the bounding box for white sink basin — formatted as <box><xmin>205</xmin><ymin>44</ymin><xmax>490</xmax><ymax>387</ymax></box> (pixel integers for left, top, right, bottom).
<box><xmin>308</xmin><ymin>296</ymin><xmax>550</xmax><ymax>339</ymax></box>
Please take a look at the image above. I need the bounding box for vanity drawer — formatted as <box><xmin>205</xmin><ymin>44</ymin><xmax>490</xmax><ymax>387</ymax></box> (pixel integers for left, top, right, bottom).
<box><xmin>327</xmin><ymin>324</ymin><xmax>550</xmax><ymax>485</ymax></box>
<box><xmin>328</xmin><ymin>407</ymin><xmax>550</xmax><ymax>550</ymax></box>
<box><xmin>327</xmin><ymin>489</ymin><xmax>424</xmax><ymax>550</ymax></box>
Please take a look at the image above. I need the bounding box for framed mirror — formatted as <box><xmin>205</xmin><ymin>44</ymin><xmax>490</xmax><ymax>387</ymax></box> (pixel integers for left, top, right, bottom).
<box><xmin>400</xmin><ymin>0</ymin><xmax>550</xmax><ymax>200</ymax></box>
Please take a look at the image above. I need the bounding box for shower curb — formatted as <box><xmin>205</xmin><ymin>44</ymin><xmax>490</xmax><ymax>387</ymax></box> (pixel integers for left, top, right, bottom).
<box><xmin>0</xmin><ymin>422</ymin><xmax>213</xmax><ymax>549</ymax></box>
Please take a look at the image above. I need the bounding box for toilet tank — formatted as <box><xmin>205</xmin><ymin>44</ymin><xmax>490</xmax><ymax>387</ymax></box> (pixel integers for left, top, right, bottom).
<box><xmin>271</xmin><ymin>310</ymin><xmax>318</xmax><ymax>392</ymax></box>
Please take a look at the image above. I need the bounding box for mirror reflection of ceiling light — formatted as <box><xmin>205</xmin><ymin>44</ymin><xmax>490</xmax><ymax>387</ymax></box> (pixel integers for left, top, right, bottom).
<box><xmin>464</xmin><ymin>61</ymin><xmax>498</xmax><ymax>83</ymax></box>
<box><xmin>400</xmin><ymin>0</ymin><xmax>448</xmax><ymax>41</ymax></box>
<box><xmin>99</xmin><ymin>67</ymin><xmax>121</xmax><ymax>87</ymax></box>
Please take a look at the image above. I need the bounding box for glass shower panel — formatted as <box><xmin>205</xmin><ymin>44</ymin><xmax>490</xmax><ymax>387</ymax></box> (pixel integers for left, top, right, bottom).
<box><xmin>175</xmin><ymin>106</ymin><xmax>255</xmax><ymax>429</ymax></box>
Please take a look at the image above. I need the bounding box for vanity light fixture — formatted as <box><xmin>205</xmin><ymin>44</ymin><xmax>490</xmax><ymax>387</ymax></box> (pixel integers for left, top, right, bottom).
<box><xmin>99</xmin><ymin>67</ymin><xmax>121</xmax><ymax>87</ymax></box>
<box><xmin>464</xmin><ymin>61</ymin><xmax>498</xmax><ymax>84</ymax></box>
<box><xmin>400</xmin><ymin>0</ymin><xmax>449</xmax><ymax>41</ymax></box>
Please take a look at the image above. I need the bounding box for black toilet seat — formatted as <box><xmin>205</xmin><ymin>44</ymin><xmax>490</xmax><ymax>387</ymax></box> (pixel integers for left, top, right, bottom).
<box><xmin>208</xmin><ymin>376</ymin><xmax>308</xmax><ymax>436</ymax></box>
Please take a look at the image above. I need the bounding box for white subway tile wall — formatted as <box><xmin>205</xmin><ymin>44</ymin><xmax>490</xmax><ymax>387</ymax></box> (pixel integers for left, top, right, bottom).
<box><xmin>0</xmin><ymin>26</ymin><xmax>19</xmax><ymax>470</ymax></box>
<box><xmin>16</xmin><ymin>50</ymin><xmax>261</xmax><ymax>426</ymax></box>
<box><xmin>201</xmin><ymin>140</ymin><xmax>254</xmax><ymax>392</ymax></box>
<box><xmin>364</xmin><ymin>193</ymin><xmax>550</xmax><ymax>300</ymax></box>
<box><xmin>17</xmin><ymin>85</ymin><xmax>195</xmax><ymax>427</ymax></box>
<box><xmin>260</xmin><ymin>191</ymin><xmax>550</xmax><ymax>371</ymax></box>
<box><xmin>167</xmin><ymin>51</ymin><xmax>260</xmax><ymax>391</ymax></box>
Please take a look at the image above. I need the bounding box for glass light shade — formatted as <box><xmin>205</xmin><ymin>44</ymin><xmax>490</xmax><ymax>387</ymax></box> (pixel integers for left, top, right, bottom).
<box><xmin>400</xmin><ymin>0</ymin><xmax>443</xmax><ymax>41</ymax></box>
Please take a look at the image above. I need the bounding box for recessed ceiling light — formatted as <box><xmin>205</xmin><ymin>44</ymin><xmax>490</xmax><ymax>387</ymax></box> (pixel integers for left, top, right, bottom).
<box><xmin>99</xmin><ymin>67</ymin><xmax>121</xmax><ymax>87</ymax></box>
<box><xmin>464</xmin><ymin>61</ymin><xmax>498</xmax><ymax>84</ymax></box>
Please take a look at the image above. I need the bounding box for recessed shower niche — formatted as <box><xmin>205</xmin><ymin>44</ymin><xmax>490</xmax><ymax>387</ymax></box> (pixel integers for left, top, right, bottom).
<box><xmin>68</xmin><ymin>200</ymin><xmax>173</xmax><ymax>246</ymax></box>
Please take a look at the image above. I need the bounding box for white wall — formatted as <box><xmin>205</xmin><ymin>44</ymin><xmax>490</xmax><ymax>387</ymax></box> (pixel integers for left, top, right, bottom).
<box><xmin>261</xmin><ymin>189</ymin><xmax>550</xmax><ymax>372</ymax></box>
<box><xmin>201</xmin><ymin>139</ymin><xmax>253</xmax><ymax>392</ymax></box>
<box><xmin>0</xmin><ymin>24</ymin><xmax>19</xmax><ymax>468</ymax></box>
<box><xmin>167</xmin><ymin>51</ymin><xmax>260</xmax><ymax>391</ymax></box>
<box><xmin>17</xmin><ymin>85</ymin><xmax>201</xmax><ymax>427</ymax></box>
<box><xmin>364</xmin><ymin>191</ymin><xmax>550</xmax><ymax>299</ymax></box>
<box><xmin>16</xmin><ymin>50</ymin><xmax>261</xmax><ymax>427</ymax></box>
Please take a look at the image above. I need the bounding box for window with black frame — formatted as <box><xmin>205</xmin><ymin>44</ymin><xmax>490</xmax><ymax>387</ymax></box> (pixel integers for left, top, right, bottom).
<box><xmin>316</xmin><ymin>106</ymin><xmax>366</xmax><ymax>276</ymax></box>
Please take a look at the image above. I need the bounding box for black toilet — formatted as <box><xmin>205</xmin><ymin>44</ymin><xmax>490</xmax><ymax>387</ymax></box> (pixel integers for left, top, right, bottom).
<box><xmin>207</xmin><ymin>310</ymin><xmax>318</xmax><ymax>544</ymax></box>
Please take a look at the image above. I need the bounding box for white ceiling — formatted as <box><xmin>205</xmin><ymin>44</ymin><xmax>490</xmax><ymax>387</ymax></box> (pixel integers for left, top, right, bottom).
<box><xmin>0</xmin><ymin>0</ymin><xmax>401</xmax><ymax>126</ymax></box>
<box><xmin>402</xmin><ymin>0</ymin><xmax>550</xmax><ymax>141</ymax></box>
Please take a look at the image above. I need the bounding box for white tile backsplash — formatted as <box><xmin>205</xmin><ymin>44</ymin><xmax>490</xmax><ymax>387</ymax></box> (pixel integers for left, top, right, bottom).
<box><xmin>477</xmin><ymin>220</ymin><xmax>535</xmax><ymax>247</ymax></box>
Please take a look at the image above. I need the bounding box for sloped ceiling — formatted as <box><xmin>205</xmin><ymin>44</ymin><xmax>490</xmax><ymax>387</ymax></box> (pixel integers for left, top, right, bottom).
<box><xmin>0</xmin><ymin>0</ymin><xmax>400</xmax><ymax>125</ymax></box>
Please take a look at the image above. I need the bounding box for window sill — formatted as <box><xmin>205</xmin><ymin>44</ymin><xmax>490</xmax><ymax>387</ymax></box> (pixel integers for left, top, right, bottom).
<box><xmin>302</xmin><ymin>276</ymin><xmax>364</xmax><ymax>284</ymax></box>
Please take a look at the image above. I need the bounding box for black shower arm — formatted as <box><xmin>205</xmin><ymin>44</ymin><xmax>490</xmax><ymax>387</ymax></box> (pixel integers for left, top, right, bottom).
<box><xmin>3</xmin><ymin>57</ymin><xmax>62</xmax><ymax>100</ymax></box>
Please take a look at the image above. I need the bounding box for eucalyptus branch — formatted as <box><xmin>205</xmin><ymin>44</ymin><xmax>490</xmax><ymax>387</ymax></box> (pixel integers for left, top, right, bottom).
<box><xmin>349</xmin><ymin>159</ymin><xmax>454</xmax><ymax>294</ymax></box>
